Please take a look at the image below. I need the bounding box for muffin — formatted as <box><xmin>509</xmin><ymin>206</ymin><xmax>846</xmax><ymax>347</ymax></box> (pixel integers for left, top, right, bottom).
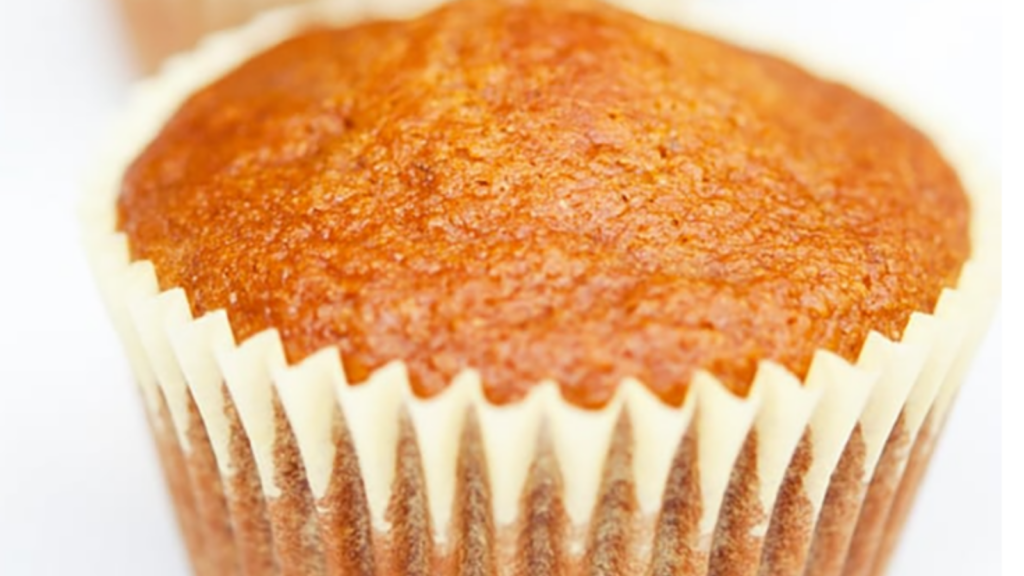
<box><xmin>82</xmin><ymin>0</ymin><xmax>1000</xmax><ymax>575</ymax></box>
<box><xmin>114</xmin><ymin>0</ymin><xmax>311</xmax><ymax>72</ymax></box>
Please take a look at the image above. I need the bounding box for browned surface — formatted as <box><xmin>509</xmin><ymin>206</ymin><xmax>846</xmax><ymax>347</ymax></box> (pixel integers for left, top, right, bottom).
<box><xmin>119</xmin><ymin>0</ymin><xmax>971</xmax><ymax>408</ymax></box>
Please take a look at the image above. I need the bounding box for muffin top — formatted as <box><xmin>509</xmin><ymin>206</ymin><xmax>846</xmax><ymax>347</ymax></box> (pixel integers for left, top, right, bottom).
<box><xmin>118</xmin><ymin>0</ymin><xmax>970</xmax><ymax>408</ymax></box>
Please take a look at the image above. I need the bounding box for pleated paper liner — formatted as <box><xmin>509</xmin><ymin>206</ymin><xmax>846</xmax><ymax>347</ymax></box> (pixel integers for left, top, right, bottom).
<box><xmin>81</xmin><ymin>1</ymin><xmax>1001</xmax><ymax>575</ymax></box>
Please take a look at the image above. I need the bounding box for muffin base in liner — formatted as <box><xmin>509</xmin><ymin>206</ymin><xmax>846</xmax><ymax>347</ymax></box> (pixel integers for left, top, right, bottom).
<box><xmin>82</xmin><ymin>1</ymin><xmax>1001</xmax><ymax>575</ymax></box>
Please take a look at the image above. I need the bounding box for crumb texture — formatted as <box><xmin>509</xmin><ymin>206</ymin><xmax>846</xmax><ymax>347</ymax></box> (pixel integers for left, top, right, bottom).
<box><xmin>119</xmin><ymin>0</ymin><xmax>970</xmax><ymax>407</ymax></box>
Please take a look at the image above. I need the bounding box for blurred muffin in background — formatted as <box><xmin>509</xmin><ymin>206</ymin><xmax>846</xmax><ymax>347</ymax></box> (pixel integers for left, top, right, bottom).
<box><xmin>115</xmin><ymin>0</ymin><xmax>309</xmax><ymax>72</ymax></box>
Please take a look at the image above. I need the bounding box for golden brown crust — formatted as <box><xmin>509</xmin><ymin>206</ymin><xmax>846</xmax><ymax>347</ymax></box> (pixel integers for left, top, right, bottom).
<box><xmin>118</xmin><ymin>0</ymin><xmax>970</xmax><ymax>408</ymax></box>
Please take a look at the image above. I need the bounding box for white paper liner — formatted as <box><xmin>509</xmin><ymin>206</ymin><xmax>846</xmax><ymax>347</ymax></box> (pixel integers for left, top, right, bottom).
<box><xmin>81</xmin><ymin>1</ymin><xmax>1001</xmax><ymax>574</ymax></box>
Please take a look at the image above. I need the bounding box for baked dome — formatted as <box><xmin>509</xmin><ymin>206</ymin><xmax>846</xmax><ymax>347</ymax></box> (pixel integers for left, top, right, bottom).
<box><xmin>118</xmin><ymin>0</ymin><xmax>970</xmax><ymax>408</ymax></box>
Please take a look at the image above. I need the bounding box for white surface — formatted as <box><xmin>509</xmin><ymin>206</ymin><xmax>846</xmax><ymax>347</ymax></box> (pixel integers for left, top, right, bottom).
<box><xmin>1001</xmin><ymin>4</ymin><xmax>1022</xmax><ymax>576</ymax></box>
<box><xmin>0</xmin><ymin>0</ymin><xmax>1001</xmax><ymax>574</ymax></box>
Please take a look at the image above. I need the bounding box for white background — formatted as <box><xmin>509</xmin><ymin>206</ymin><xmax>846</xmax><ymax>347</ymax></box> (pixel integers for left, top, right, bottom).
<box><xmin>0</xmin><ymin>0</ymin><xmax>1005</xmax><ymax>574</ymax></box>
